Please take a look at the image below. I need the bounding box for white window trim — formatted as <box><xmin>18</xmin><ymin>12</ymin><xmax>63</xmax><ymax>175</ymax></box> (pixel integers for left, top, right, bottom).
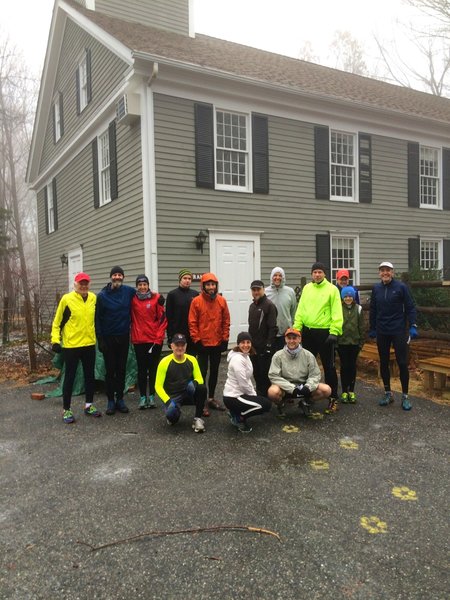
<box><xmin>97</xmin><ymin>127</ymin><xmax>111</xmax><ymax>207</ymax></box>
<box><xmin>330</xmin><ymin>129</ymin><xmax>358</xmax><ymax>203</ymax></box>
<box><xmin>46</xmin><ymin>182</ymin><xmax>55</xmax><ymax>234</ymax></box>
<box><xmin>330</xmin><ymin>233</ymin><xmax>360</xmax><ymax>285</ymax></box>
<box><xmin>214</xmin><ymin>107</ymin><xmax>252</xmax><ymax>193</ymax></box>
<box><xmin>53</xmin><ymin>94</ymin><xmax>62</xmax><ymax>143</ymax></box>
<box><xmin>420</xmin><ymin>237</ymin><xmax>443</xmax><ymax>271</ymax></box>
<box><xmin>77</xmin><ymin>51</ymin><xmax>89</xmax><ymax>113</ymax></box>
<box><xmin>419</xmin><ymin>145</ymin><xmax>442</xmax><ymax>210</ymax></box>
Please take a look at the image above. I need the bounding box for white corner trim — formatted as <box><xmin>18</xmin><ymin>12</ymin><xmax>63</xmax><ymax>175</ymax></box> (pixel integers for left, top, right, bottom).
<box><xmin>86</xmin><ymin>0</ymin><xmax>95</xmax><ymax>8</ymax></box>
<box><xmin>141</xmin><ymin>81</ymin><xmax>158</xmax><ymax>289</ymax></box>
<box><xmin>188</xmin><ymin>0</ymin><xmax>195</xmax><ymax>38</ymax></box>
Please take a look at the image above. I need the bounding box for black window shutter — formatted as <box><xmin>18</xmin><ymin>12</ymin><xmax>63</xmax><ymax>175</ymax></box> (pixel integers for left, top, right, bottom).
<box><xmin>316</xmin><ymin>233</ymin><xmax>331</xmax><ymax>276</ymax></box>
<box><xmin>442</xmin><ymin>147</ymin><xmax>450</xmax><ymax>211</ymax></box>
<box><xmin>109</xmin><ymin>120</ymin><xmax>118</xmax><ymax>200</ymax></box>
<box><xmin>194</xmin><ymin>102</ymin><xmax>214</xmax><ymax>189</ymax></box>
<box><xmin>358</xmin><ymin>133</ymin><xmax>372</xmax><ymax>203</ymax></box>
<box><xmin>92</xmin><ymin>139</ymin><xmax>99</xmax><ymax>208</ymax></box>
<box><xmin>443</xmin><ymin>239</ymin><xmax>450</xmax><ymax>279</ymax></box>
<box><xmin>86</xmin><ymin>48</ymin><xmax>92</xmax><ymax>104</ymax></box>
<box><xmin>314</xmin><ymin>126</ymin><xmax>330</xmax><ymax>200</ymax></box>
<box><xmin>59</xmin><ymin>92</ymin><xmax>64</xmax><ymax>137</ymax></box>
<box><xmin>252</xmin><ymin>113</ymin><xmax>269</xmax><ymax>194</ymax></box>
<box><xmin>44</xmin><ymin>187</ymin><xmax>49</xmax><ymax>234</ymax></box>
<box><xmin>76</xmin><ymin>67</ymin><xmax>80</xmax><ymax>115</ymax></box>
<box><xmin>408</xmin><ymin>238</ymin><xmax>420</xmax><ymax>271</ymax></box>
<box><xmin>52</xmin><ymin>178</ymin><xmax>58</xmax><ymax>231</ymax></box>
<box><xmin>407</xmin><ymin>142</ymin><xmax>420</xmax><ymax>208</ymax></box>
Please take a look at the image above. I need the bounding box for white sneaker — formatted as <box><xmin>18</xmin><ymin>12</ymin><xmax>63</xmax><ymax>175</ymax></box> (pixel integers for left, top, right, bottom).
<box><xmin>192</xmin><ymin>417</ymin><xmax>205</xmax><ymax>433</ymax></box>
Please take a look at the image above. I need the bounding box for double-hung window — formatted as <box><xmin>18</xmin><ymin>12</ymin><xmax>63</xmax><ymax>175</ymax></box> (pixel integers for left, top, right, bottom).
<box><xmin>215</xmin><ymin>109</ymin><xmax>249</xmax><ymax>190</ymax></box>
<box><xmin>76</xmin><ymin>49</ymin><xmax>91</xmax><ymax>114</ymax></box>
<box><xmin>46</xmin><ymin>183</ymin><xmax>55</xmax><ymax>233</ymax></box>
<box><xmin>98</xmin><ymin>129</ymin><xmax>111</xmax><ymax>206</ymax></box>
<box><xmin>420</xmin><ymin>146</ymin><xmax>440</xmax><ymax>208</ymax></box>
<box><xmin>53</xmin><ymin>93</ymin><xmax>63</xmax><ymax>142</ymax></box>
<box><xmin>330</xmin><ymin>130</ymin><xmax>356</xmax><ymax>201</ymax></box>
<box><xmin>331</xmin><ymin>235</ymin><xmax>359</xmax><ymax>284</ymax></box>
<box><xmin>420</xmin><ymin>239</ymin><xmax>442</xmax><ymax>271</ymax></box>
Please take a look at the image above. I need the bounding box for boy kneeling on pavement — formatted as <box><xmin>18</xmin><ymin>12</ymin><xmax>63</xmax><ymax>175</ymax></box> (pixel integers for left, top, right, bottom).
<box><xmin>155</xmin><ymin>333</ymin><xmax>207</xmax><ymax>433</ymax></box>
<box><xmin>268</xmin><ymin>328</ymin><xmax>331</xmax><ymax>417</ymax></box>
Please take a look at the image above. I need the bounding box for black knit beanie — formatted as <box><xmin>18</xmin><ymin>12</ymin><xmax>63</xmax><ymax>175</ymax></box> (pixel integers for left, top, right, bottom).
<box><xmin>110</xmin><ymin>266</ymin><xmax>124</xmax><ymax>278</ymax></box>
<box><xmin>311</xmin><ymin>262</ymin><xmax>326</xmax><ymax>273</ymax></box>
<box><xmin>237</xmin><ymin>332</ymin><xmax>252</xmax><ymax>344</ymax></box>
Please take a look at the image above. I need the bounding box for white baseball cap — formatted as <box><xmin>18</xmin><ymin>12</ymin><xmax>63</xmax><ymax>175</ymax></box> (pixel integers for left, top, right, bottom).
<box><xmin>379</xmin><ymin>261</ymin><xmax>394</xmax><ymax>269</ymax></box>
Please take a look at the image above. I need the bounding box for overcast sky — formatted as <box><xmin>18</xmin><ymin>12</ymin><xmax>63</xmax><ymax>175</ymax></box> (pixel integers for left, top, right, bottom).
<box><xmin>3</xmin><ymin>0</ymin><xmax>423</xmax><ymax>78</ymax></box>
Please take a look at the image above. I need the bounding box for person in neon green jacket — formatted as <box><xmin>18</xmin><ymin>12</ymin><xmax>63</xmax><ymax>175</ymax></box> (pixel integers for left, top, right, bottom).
<box><xmin>293</xmin><ymin>262</ymin><xmax>343</xmax><ymax>413</ymax></box>
<box><xmin>51</xmin><ymin>272</ymin><xmax>101</xmax><ymax>424</ymax></box>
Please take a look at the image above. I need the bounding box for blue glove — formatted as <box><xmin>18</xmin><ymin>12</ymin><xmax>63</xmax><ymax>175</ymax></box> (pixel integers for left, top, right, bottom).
<box><xmin>369</xmin><ymin>330</ymin><xmax>377</xmax><ymax>339</ymax></box>
<box><xmin>409</xmin><ymin>326</ymin><xmax>418</xmax><ymax>340</ymax></box>
<box><xmin>165</xmin><ymin>399</ymin><xmax>181</xmax><ymax>423</ymax></box>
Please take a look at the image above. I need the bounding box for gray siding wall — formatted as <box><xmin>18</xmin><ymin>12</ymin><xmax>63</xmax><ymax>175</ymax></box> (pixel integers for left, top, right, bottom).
<box><xmin>39</xmin><ymin>19</ymin><xmax>130</xmax><ymax>174</ymax></box>
<box><xmin>38</xmin><ymin>119</ymin><xmax>144</xmax><ymax>316</ymax></box>
<box><xmin>96</xmin><ymin>0</ymin><xmax>189</xmax><ymax>35</ymax></box>
<box><xmin>153</xmin><ymin>93</ymin><xmax>450</xmax><ymax>293</ymax></box>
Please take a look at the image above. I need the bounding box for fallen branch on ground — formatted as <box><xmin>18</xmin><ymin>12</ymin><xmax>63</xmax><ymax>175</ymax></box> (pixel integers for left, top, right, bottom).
<box><xmin>77</xmin><ymin>525</ymin><xmax>281</xmax><ymax>551</ymax></box>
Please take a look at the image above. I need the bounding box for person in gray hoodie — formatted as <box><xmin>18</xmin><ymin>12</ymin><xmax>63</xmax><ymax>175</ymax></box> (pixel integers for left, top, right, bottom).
<box><xmin>268</xmin><ymin>328</ymin><xmax>331</xmax><ymax>417</ymax></box>
<box><xmin>265</xmin><ymin>267</ymin><xmax>297</xmax><ymax>352</ymax></box>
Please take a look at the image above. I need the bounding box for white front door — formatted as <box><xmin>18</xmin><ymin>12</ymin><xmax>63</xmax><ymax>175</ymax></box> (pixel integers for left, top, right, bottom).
<box><xmin>67</xmin><ymin>247</ymin><xmax>83</xmax><ymax>290</ymax></box>
<box><xmin>210</xmin><ymin>230</ymin><xmax>261</xmax><ymax>345</ymax></box>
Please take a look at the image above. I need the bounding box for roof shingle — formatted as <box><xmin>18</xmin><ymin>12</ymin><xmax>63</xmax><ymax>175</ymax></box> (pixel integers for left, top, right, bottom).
<box><xmin>65</xmin><ymin>0</ymin><xmax>450</xmax><ymax>124</ymax></box>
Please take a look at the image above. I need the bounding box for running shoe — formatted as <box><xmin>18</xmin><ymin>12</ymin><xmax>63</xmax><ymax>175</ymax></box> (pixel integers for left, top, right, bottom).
<box><xmin>324</xmin><ymin>398</ymin><xmax>338</xmax><ymax>414</ymax></box>
<box><xmin>116</xmin><ymin>399</ymin><xmax>129</xmax><ymax>413</ymax></box>
<box><xmin>138</xmin><ymin>396</ymin><xmax>147</xmax><ymax>410</ymax></box>
<box><xmin>237</xmin><ymin>420</ymin><xmax>252</xmax><ymax>433</ymax></box>
<box><xmin>63</xmin><ymin>409</ymin><xmax>75</xmax><ymax>424</ymax></box>
<box><xmin>340</xmin><ymin>392</ymin><xmax>349</xmax><ymax>403</ymax></box>
<box><xmin>84</xmin><ymin>405</ymin><xmax>101</xmax><ymax>417</ymax></box>
<box><xmin>379</xmin><ymin>392</ymin><xmax>394</xmax><ymax>406</ymax></box>
<box><xmin>192</xmin><ymin>417</ymin><xmax>205</xmax><ymax>433</ymax></box>
<box><xmin>401</xmin><ymin>394</ymin><xmax>412</xmax><ymax>411</ymax></box>
<box><xmin>348</xmin><ymin>392</ymin><xmax>357</xmax><ymax>404</ymax></box>
<box><xmin>146</xmin><ymin>394</ymin><xmax>156</xmax><ymax>409</ymax></box>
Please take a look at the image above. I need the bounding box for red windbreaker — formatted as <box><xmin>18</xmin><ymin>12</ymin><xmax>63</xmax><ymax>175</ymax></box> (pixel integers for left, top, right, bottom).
<box><xmin>131</xmin><ymin>293</ymin><xmax>167</xmax><ymax>345</ymax></box>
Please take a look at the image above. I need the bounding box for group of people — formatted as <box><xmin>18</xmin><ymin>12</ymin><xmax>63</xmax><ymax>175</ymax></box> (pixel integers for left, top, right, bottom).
<box><xmin>51</xmin><ymin>259</ymin><xmax>418</xmax><ymax>432</ymax></box>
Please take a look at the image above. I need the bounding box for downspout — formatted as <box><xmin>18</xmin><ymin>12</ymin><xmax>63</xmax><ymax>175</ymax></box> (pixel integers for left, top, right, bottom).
<box><xmin>141</xmin><ymin>62</ymin><xmax>159</xmax><ymax>289</ymax></box>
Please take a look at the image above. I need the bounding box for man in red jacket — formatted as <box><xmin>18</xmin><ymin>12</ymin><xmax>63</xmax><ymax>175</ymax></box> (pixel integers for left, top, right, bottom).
<box><xmin>188</xmin><ymin>273</ymin><xmax>230</xmax><ymax>416</ymax></box>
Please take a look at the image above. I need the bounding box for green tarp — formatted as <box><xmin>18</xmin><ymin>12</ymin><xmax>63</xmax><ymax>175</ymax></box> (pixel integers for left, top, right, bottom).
<box><xmin>35</xmin><ymin>344</ymin><xmax>138</xmax><ymax>398</ymax></box>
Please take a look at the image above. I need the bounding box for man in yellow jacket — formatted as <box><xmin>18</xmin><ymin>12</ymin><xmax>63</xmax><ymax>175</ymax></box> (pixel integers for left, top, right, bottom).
<box><xmin>294</xmin><ymin>262</ymin><xmax>343</xmax><ymax>414</ymax></box>
<box><xmin>51</xmin><ymin>272</ymin><xmax>101</xmax><ymax>424</ymax></box>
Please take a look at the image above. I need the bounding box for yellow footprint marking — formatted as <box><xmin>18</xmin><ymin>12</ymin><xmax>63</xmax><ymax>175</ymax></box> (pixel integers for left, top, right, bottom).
<box><xmin>360</xmin><ymin>516</ymin><xmax>388</xmax><ymax>534</ymax></box>
<box><xmin>392</xmin><ymin>486</ymin><xmax>418</xmax><ymax>501</ymax></box>
<box><xmin>309</xmin><ymin>460</ymin><xmax>329</xmax><ymax>470</ymax></box>
<box><xmin>282</xmin><ymin>425</ymin><xmax>300</xmax><ymax>433</ymax></box>
<box><xmin>340</xmin><ymin>439</ymin><xmax>359</xmax><ymax>450</ymax></box>
<box><xmin>309</xmin><ymin>412</ymin><xmax>324</xmax><ymax>420</ymax></box>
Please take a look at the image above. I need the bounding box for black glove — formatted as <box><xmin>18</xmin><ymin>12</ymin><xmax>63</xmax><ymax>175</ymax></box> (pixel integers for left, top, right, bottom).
<box><xmin>158</xmin><ymin>295</ymin><xmax>165</xmax><ymax>306</ymax></box>
<box><xmin>220</xmin><ymin>340</ymin><xmax>229</xmax><ymax>352</ymax></box>
<box><xmin>97</xmin><ymin>338</ymin><xmax>107</xmax><ymax>354</ymax></box>
<box><xmin>326</xmin><ymin>334</ymin><xmax>338</xmax><ymax>345</ymax></box>
<box><xmin>292</xmin><ymin>384</ymin><xmax>311</xmax><ymax>398</ymax></box>
<box><xmin>51</xmin><ymin>343</ymin><xmax>62</xmax><ymax>354</ymax></box>
<box><xmin>260</xmin><ymin>345</ymin><xmax>272</xmax><ymax>357</ymax></box>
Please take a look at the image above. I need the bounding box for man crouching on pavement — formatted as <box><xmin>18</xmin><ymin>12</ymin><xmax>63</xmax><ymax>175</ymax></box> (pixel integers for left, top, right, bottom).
<box><xmin>155</xmin><ymin>333</ymin><xmax>207</xmax><ymax>433</ymax></box>
<box><xmin>268</xmin><ymin>328</ymin><xmax>331</xmax><ymax>417</ymax></box>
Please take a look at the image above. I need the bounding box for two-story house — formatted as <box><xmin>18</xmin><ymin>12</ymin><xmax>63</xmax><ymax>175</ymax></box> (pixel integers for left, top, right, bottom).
<box><xmin>26</xmin><ymin>0</ymin><xmax>450</xmax><ymax>341</ymax></box>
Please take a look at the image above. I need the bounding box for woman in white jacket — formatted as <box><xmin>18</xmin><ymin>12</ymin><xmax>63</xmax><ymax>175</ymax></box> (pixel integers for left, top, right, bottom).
<box><xmin>222</xmin><ymin>332</ymin><xmax>271</xmax><ymax>433</ymax></box>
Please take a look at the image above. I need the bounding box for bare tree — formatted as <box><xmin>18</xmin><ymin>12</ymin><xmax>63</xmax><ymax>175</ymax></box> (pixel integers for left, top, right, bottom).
<box><xmin>406</xmin><ymin>0</ymin><xmax>450</xmax><ymax>24</ymax></box>
<box><xmin>0</xmin><ymin>40</ymin><xmax>38</xmax><ymax>369</ymax></box>
<box><xmin>328</xmin><ymin>31</ymin><xmax>368</xmax><ymax>75</ymax></box>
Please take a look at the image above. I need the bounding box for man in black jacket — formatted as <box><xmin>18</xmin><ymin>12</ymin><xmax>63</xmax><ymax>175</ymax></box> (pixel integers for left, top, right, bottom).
<box><xmin>165</xmin><ymin>269</ymin><xmax>199</xmax><ymax>355</ymax></box>
<box><xmin>248</xmin><ymin>280</ymin><xmax>278</xmax><ymax>396</ymax></box>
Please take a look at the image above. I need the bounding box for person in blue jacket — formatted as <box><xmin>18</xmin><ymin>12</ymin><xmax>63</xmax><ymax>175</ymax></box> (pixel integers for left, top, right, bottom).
<box><xmin>95</xmin><ymin>266</ymin><xmax>136</xmax><ymax>415</ymax></box>
<box><xmin>369</xmin><ymin>261</ymin><xmax>418</xmax><ymax>411</ymax></box>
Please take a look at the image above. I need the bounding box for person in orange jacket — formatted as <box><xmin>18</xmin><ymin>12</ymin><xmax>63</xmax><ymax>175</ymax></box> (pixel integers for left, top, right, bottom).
<box><xmin>188</xmin><ymin>273</ymin><xmax>230</xmax><ymax>416</ymax></box>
